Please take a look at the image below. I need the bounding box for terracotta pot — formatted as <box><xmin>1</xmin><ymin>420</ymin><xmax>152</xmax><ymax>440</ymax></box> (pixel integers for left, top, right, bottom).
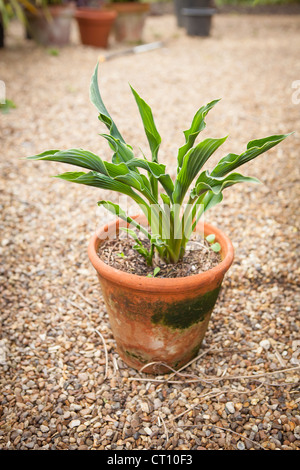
<box><xmin>105</xmin><ymin>2</ymin><xmax>150</xmax><ymax>43</ymax></box>
<box><xmin>25</xmin><ymin>4</ymin><xmax>75</xmax><ymax>46</ymax></box>
<box><xmin>88</xmin><ymin>215</ymin><xmax>234</xmax><ymax>374</ymax></box>
<box><xmin>75</xmin><ymin>8</ymin><xmax>117</xmax><ymax>48</ymax></box>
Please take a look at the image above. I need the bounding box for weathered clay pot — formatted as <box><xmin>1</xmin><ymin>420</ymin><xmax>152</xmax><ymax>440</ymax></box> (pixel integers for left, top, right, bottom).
<box><xmin>104</xmin><ymin>2</ymin><xmax>149</xmax><ymax>43</ymax></box>
<box><xmin>25</xmin><ymin>4</ymin><xmax>75</xmax><ymax>46</ymax></box>
<box><xmin>88</xmin><ymin>215</ymin><xmax>234</xmax><ymax>374</ymax></box>
<box><xmin>75</xmin><ymin>8</ymin><xmax>117</xmax><ymax>48</ymax></box>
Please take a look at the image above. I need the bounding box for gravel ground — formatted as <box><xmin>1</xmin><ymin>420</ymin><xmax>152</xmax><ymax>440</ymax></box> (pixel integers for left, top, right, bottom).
<box><xmin>0</xmin><ymin>12</ymin><xmax>299</xmax><ymax>451</ymax></box>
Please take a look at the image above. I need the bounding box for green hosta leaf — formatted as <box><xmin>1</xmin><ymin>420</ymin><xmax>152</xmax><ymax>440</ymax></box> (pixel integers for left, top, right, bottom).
<box><xmin>173</xmin><ymin>136</ymin><xmax>227</xmax><ymax>205</ymax></box>
<box><xmin>191</xmin><ymin>171</ymin><xmax>260</xmax><ymax>199</ymax></box>
<box><xmin>115</xmin><ymin>172</ymin><xmax>155</xmax><ymax>202</ymax></box>
<box><xmin>120</xmin><ymin>227</ymin><xmax>154</xmax><ymax>265</ymax></box>
<box><xmin>160</xmin><ymin>193</ymin><xmax>171</xmax><ymax>206</ymax></box>
<box><xmin>153</xmin><ymin>267</ymin><xmax>161</xmax><ymax>277</ymax></box>
<box><xmin>211</xmin><ymin>133</ymin><xmax>291</xmax><ymax>177</ymax></box>
<box><xmin>177</xmin><ymin>99</ymin><xmax>220</xmax><ymax>169</ymax></box>
<box><xmin>203</xmin><ymin>191</ymin><xmax>223</xmax><ymax>213</ymax></box>
<box><xmin>100</xmin><ymin>134</ymin><xmax>135</xmax><ymax>164</ymax></box>
<box><xmin>150</xmin><ymin>233</ymin><xmax>167</xmax><ymax>247</ymax></box>
<box><xmin>206</xmin><ymin>234</ymin><xmax>215</xmax><ymax>243</ymax></box>
<box><xmin>90</xmin><ymin>63</ymin><xmax>124</xmax><ymax>142</ymax></box>
<box><xmin>103</xmin><ymin>161</ymin><xmax>129</xmax><ymax>178</ymax></box>
<box><xmin>54</xmin><ymin>170</ymin><xmax>147</xmax><ymax>208</ymax></box>
<box><xmin>127</xmin><ymin>159</ymin><xmax>174</xmax><ymax>200</ymax></box>
<box><xmin>211</xmin><ymin>242</ymin><xmax>221</xmax><ymax>253</ymax></box>
<box><xmin>27</xmin><ymin>148</ymin><xmax>109</xmax><ymax>175</ymax></box>
<box><xmin>127</xmin><ymin>158</ymin><xmax>165</xmax><ymax>177</ymax></box>
<box><xmin>133</xmin><ymin>243</ymin><xmax>153</xmax><ymax>265</ymax></box>
<box><xmin>130</xmin><ymin>85</ymin><xmax>161</xmax><ymax>162</ymax></box>
<box><xmin>98</xmin><ymin>200</ymin><xmax>152</xmax><ymax>240</ymax></box>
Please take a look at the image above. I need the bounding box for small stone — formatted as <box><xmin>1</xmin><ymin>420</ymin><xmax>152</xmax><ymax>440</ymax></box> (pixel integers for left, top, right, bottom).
<box><xmin>259</xmin><ymin>339</ymin><xmax>271</xmax><ymax>350</ymax></box>
<box><xmin>40</xmin><ymin>425</ymin><xmax>49</xmax><ymax>433</ymax></box>
<box><xmin>153</xmin><ymin>398</ymin><xmax>162</xmax><ymax>410</ymax></box>
<box><xmin>86</xmin><ymin>392</ymin><xmax>96</xmax><ymax>401</ymax></box>
<box><xmin>77</xmin><ymin>424</ymin><xmax>87</xmax><ymax>432</ymax></box>
<box><xmin>237</xmin><ymin>441</ymin><xmax>245</xmax><ymax>450</ymax></box>
<box><xmin>225</xmin><ymin>402</ymin><xmax>235</xmax><ymax>414</ymax></box>
<box><xmin>25</xmin><ymin>441</ymin><xmax>35</xmax><ymax>449</ymax></box>
<box><xmin>70</xmin><ymin>404</ymin><xmax>82</xmax><ymax>411</ymax></box>
<box><xmin>78</xmin><ymin>373</ymin><xmax>89</xmax><ymax>382</ymax></box>
<box><xmin>294</xmin><ymin>426</ymin><xmax>300</xmax><ymax>439</ymax></box>
<box><xmin>140</xmin><ymin>402</ymin><xmax>149</xmax><ymax>413</ymax></box>
<box><xmin>69</xmin><ymin>420</ymin><xmax>81</xmax><ymax>429</ymax></box>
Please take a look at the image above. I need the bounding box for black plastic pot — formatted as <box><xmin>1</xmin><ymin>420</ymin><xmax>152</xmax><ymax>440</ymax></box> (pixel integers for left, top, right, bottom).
<box><xmin>182</xmin><ymin>7</ymin><xmax>215</xmax><ymax>36</ymax></box>
<box><xmin>174</xmin><ymin>0</ymin><xmax>213</xmax><ymax>27</ymax></box>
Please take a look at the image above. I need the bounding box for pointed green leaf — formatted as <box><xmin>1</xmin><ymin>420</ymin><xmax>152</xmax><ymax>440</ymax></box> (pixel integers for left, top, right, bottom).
<box><xmin>127</xmin><ymin>159</ymin><xmax>174</xmax><ymax>200</ymax></box>
<box><xmin>90</xmin><ymin>63</ymin><xmax>124</xmax><ymax>142</ymax></box>
<box><xmin>191</xmin><ymin>171</ymin><xmax>261</xmax><ymax>199</ymax></box>
<box><xmin>173</xmin><ymin>136</ymin><xmax>227</xmax><ymax>205</ymax></box>
<box><xmin>115</xmin><ymin>172</ymin><xmax>154</xmax><ymax>201</ymax></box>
<box><xmin>130</xmin><ymin>85</ymin><xmax>162</xmax><ymax>162</ymax></box>
<box><xmin>54</xmin><ymin>171</ymin><xmax>147</xmax><ymax>206</ymax></box>
<box><xmin>211</xmin><ymin>133</ymin><xmax>291</xmax><ymax>177</ymax></box>
<box><xmin>103</xmin><ymin>161</ymin><xmax>129</xmax><ymax>178</ymax></box>
<box><xmin>153</xmin><ymin>267</ymin><xmax>161</xmax><ymax>276</ymax></box>
<box><xmin>27</xmin><ymin>148</ymin><xmax>109</xmax><ymax>175</ymax></box>
<box><xmin>160</xmin><ymin>193</ymin><xmax>171</xmax><ymax>206</ymax></box>
<box><xmin>177</xmin><ymin>99</ymin><xmax>220</xmax><ymax>169</ymax></box>
<box><xmin>100</xmin><ymin>133</ymin><xmax>135</xmax><ymax>164</ymax></box>
<box><xmin>98</xmin><ymin>200</ymin><xmax>151</xmax><ymax>240</ymax></box>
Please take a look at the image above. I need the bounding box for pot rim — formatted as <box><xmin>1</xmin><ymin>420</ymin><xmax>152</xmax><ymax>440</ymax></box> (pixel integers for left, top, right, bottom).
<box><xmin>105</xmin><ymin>2</ymin><xmax>150</xmax><ymax>13</ymax></box>
<box><xmin>88</xmin><ymin>216</ymin><xmax>234</xmax><ymax>292</ymax></box>
<box><xmin>181</xmin><ymin>7</ymin><xmax>216</xmax><ymax>16</ymax></box>
<box><xmin>75</xmin><ymin>8</ymin><xmax>117</xmax><ymax>19</ymax></box>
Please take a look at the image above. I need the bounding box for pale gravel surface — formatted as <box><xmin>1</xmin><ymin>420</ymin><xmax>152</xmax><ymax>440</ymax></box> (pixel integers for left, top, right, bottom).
<box><xmin>0</xmin><ymin>12</ymin><xmax>300</xmax><ymax>450</ymax></box>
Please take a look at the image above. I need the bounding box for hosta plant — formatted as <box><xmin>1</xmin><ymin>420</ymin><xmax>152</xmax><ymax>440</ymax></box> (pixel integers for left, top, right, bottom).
<box><xmin>27</xmin><ymin>63</ymin><xmax>290</xmax><ymax>266</ymax></box>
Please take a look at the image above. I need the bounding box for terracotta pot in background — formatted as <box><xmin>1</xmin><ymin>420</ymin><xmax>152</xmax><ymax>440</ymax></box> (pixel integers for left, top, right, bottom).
<box><xmin>75</xmin><ymin>8</ymin><xmax>117</xmax><ymax>47</ymax></box>
<box><xmin>105</xmin><ymin>2</ymin><xmax>150</xmax><ymax>43</ymax></box>
<box><xmin>25</xmin><ymin>3</ymin><xmax>75</xmax><ymax>46</ymax></box>
<box><xmin>88</xmin><ymin>215</ymin><xmax>234</xmax><ymax>374</ymax></box>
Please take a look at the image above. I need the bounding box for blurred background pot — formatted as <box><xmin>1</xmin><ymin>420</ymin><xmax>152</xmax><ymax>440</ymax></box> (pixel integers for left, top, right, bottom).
<box><xmin>25</xmin><ymin>3</ymin><xmax>75</xmax><ymax>46</ymax></box>
<box><xmin>105</xmin><ymin>1</ymin><xmax>150</xmax><ymax>43</ymax></box>
<box><xmin>182</xmin><ymin>6</ymin><xmax>215</xmax><ymax>36</ymax></box>
<box><xmin>75</xmin><ymin>7</ymin><xmax>117</xmax><ymax>47</ymax></box>
<box><xmin>174</xmin><ymin>0</ymin><xmax>213</xmax><ymax>27</ymax></box>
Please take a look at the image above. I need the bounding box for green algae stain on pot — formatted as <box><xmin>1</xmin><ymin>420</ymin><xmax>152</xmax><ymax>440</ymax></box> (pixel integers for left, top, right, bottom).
<box><xmin>151</xmin><ymin>286</ymin><xmax>221</xmax><ymax>330</ymax></box>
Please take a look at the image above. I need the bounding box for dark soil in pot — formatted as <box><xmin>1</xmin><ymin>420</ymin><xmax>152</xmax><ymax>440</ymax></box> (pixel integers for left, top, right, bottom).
<box><xmin>99</xmin><ymin>232</ymin><xmax>221</xmax><ymax>278</ymax></box>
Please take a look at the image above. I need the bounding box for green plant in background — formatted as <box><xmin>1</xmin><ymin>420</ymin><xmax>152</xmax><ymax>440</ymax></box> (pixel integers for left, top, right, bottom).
<box><xmin>0</xmin><ymin>98</ymin><xmax>16</xmax><ymax>113</ymax></box>
<box><xmin>0</xmin><ymin>0</ymin><xmax>36</xmax><ymax>31</ymax></box>
<box><xmin>215</xmin><ymin>0</ymin><xmax>299</xmax><ymax>5</ymax></box>
<box><xmin>27</xmin><ymin>64</ymin><xmax>291</xmax><ymax>266</ymax></box>
<box><xmin>0</xmin><ymin>0</ymin><xmax>66</xmax><ymax>32</ymax></box>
